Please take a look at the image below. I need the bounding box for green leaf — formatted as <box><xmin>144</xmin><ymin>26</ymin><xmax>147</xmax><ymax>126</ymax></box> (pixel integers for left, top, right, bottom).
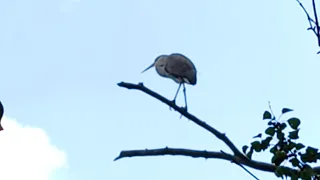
<box><xmin>270</xmin><ymin>146</ymin><xmax>277</xmax><ymax>154</ymax></box>
<box><xmin>261</xmin><ymin>137</ymin><xmax>272</xmax><ymax>150</ymax></box>
<box><xmin>301</xmin><ymin>153</ymin><xmax>314</xmax><ymax>163</ymax></box>
<box><xmin>263</xmin><ymin>111</ymin><xmax>272</xmax><ymax>120</ymax></box>
<box><xmin>306</xmin><ymin>146</ymin><xmax>318</xmax><ymax>154</ymax></box>
<box><xmin>288</xmin><ymin>130</ymin><xmax>299</xmax><ymax>140</ymax></box>
<box><xmin>267</xmin><ymin>121</ymin><xmax>275</xmax><ymax>126</ymax></box>
<box><xmin>289</xmin><ymin>157</ymin><xmax>300</xmax><ymax>167</ymax></box>
<box><xmin>253</xmin><ymin>133</ymin><xmax>262</xmax><ymax>139</ymax></box>
<box><xmin>290</xmin><ymin>172</ymin><xmax>299</xmax><ymax>180</ymax></box>
<box><xmin>242</xmin><ymin>145</ymin><xmax>249</xmax><ymax>154</ymax></box>
<box><xmin>300</xmin><ymin>165</ymin><xmax>314</xmax><ymax>180</ymax></box>
<box><xmin>272</xmin><ymin>151</ymin><xmax>287</xmax><ymax>166</ymax></box>
<box><xmin>288</xmin><ymin>141</ymin><xmax>297</xmax><ymax>151</ymax></box>
<box><xmin>282</xmin><ymin>108</ymin><xmax>293</xmax><ymax>114</ymax></box>
<box><xmin>288</xmin><ymin>117</ymin><xmax>301</xmax><ymax>130</ymax></box>
<box><xmin>265</xmin><ymin>127</ymin><xmax>275</xmax><ymax>136</ymax></box>
<box><xmin>300</xmin><ymin>147</ymin><xmax>319</xmax><ymax>163</ymax></box>
<box><xmin>274</xmin><ymin>166</ymin><xmax>291</xmax><ymax>178</ymax></box>
<box><xmin>296</xmin><ymin>143</ymin><xmax>305</xmax><ymax>150</ymax></box>
<box><xmin>279</xmin><ymin>123</ymin><xmax>287</xmax><ymax>131</ymax></box>
<box><xmin>246</xmin><ymin>148</ymin><xmax>253</xmax><ymax>159</ymax></box>
<box><xmin>251</xmin><ymin>141</ymin><xmax>262</xmax><ymax>152</ymax></box>
<box><xmin>274</xmin><ymin>166</ymin><xmax>287</xmax><ymax>178</ymax></box>
<box><xmin>282</xmin><ymin>144</ymin><xmax>290</xmax><ymax>152</ymax></box>
<box><xmin>276</xmin><ymin>131</ymin><xmax>285</xmax><ymax>141</ymax></box>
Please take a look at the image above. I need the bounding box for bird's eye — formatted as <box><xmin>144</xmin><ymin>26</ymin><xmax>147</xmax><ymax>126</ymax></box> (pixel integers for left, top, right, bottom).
<box><xmin>159</xmin><ymin>65</ymin><xmax>164</xmax><ymax>67</ymax></box>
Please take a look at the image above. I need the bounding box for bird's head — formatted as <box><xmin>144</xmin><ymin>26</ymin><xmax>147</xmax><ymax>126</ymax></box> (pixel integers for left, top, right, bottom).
<box><xmin>141</xmin><ymin>55</ymin><xmax>168</xmax><ymax>74</ymax></box>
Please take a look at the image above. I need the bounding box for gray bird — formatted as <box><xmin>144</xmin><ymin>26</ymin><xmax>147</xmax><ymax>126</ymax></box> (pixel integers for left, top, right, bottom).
<box><xmin>142</xmin><ymin>53</ymin><xmax>197</xmax><ymax>111</ymax></box>
<box><xmin>0</xmin><ymin>101</ymin><xmax>3</xmax><ymax>131</ymax></box>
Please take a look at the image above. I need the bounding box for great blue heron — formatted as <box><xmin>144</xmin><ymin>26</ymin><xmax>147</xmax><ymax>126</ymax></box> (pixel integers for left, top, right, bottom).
<box><xmin>0</xmin><ymin>101</ymin><xmax>3</xmax><ymax>131</ymax></box>
<box><xmin>142</xmin><ymin>53</ymin><xmax>197</xmax><ymax>111</ymax></box>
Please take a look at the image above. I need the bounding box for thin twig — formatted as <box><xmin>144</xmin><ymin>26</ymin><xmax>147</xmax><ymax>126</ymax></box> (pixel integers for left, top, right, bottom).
<box><xmin>296</xmin><ymin>0</ymin><xmax>318</xmax><ymax>37</ymax></box>
<box><xmin>221</xmin><ymin>150</ymin><xmax>260</xmax><ymax>180</ymax></box>
<box><xmin>268</xmin><ymin>101</ymin><xmax>276</xmax><ymax>119</ymax></box>
<box><xmin>312</xmin><ymin>0</ymin><xmax>320</xmax><ymax>46</ymax></box>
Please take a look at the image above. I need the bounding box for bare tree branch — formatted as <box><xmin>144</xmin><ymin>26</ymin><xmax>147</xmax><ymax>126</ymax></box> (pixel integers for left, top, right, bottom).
<box><xmin>296</xmin><ymin>0</ymin><xmax>318</xmax><ymax>36</ymax></box>
<box><xmin>114</xmin><ymin>147</ymin><xmax>296</xmax><ymax>175</ymax></box>
<box><xmin>312</xmin><ymin>0</ymin><xmax>320</xmax><ymax>46</ymax></box>
<box><xmin>117</xmin><ymin>81</ymin><xmax>249</xmax><ymax>162</ymax></box>
<box><xmin>296</xmin><ymin>0</ymin><xmax>320</xmax><ymax>53</ymax></box>
<box><xmin>114</xmin><ymin>147</ymin><xmax>261</xmax><ymax>179</ymax></box>
<box><xmin>114</xmin><ymin>147</ymin><xmax>229</xmax><ymax>161</ymax></box>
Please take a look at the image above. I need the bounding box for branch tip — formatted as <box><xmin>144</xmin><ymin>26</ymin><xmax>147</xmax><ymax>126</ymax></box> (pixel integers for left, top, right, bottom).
<box><xmin>117</xmin><ymin>82</ymin><xmax>124</xmax><ymax>87</ymax></box>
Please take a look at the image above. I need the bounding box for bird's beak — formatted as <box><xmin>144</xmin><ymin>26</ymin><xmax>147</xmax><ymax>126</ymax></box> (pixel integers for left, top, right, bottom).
<box><xmin>141</xmin><ymin>63</ymin><xmax>155</xmax><ymax>73</ymax></box>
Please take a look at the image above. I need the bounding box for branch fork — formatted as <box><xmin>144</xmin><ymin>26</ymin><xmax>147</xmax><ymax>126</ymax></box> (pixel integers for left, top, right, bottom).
<box><xmin>115</xmin><ymin>81</ymin><xmax>320</xmax><ymax>178</ymax></box>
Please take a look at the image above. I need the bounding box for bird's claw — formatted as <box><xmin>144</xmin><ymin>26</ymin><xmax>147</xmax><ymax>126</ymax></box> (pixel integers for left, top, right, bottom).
<box><xmin>169</xmin><ymin>100</ymin><xmax>176</xmax><ymax>111</ymax></box>
<box><xmin>182</xmin><ymin>106</ymin><xmax>188</xmax><ymax>112</ymax></box>
<box><xmin>179</xmin><ymin>106</ymin><xmax>188</xmax><ymax>119</ymax></box>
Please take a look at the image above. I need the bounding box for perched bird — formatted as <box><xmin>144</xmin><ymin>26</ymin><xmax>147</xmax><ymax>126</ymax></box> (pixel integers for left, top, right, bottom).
<box><xmin>141</xmin><ymin>53</ymin><xmax>197</xmax><ymax>110</ymax></box>
<box><xmin>0</xmin><ymin>101</ymin><xmax>3</xmax><ymax>131</ymax></box>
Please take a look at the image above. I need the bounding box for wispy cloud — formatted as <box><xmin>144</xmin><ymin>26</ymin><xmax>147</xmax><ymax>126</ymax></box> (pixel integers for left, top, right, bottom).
<box><xmin>60</xmin><ymin>0</ymin><xmax>81</xmax><ymax>13</ymax></box>
<box><xmin>0</xmin><ymin>116</ymin><xmax>68</xmax><ymax>180</ymax></box>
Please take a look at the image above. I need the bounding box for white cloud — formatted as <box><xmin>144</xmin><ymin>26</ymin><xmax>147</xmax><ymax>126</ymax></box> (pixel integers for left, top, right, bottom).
<box><xmin>60</xmin><ymin>0</ymin><xmax>81</xmax><ymax>13</ymax></box>
<box><xmin>0</xmin><ymin>116</ymin><xmax>68</xmax><ymax>180</ymax></box>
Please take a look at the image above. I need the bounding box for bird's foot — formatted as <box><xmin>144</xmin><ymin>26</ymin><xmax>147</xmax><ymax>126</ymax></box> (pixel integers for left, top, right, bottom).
<box><xmin>179</xmin><ymin>114</ymin><xmax>183</xmax><ymax>119</ymax></box>
<box><xmin>179</xmin><ymin>106</ymin><xmax>188</xmax><ymax>119</ymax></box>
<box><xmin>182</xmin><ymin>106</ymin><xmax>188</xmax><ymax>112</ymax></box>
<box><xmin>169</xmin><ymin>100</ymin><xmax>176</xmax><ymax>111</ymax></box>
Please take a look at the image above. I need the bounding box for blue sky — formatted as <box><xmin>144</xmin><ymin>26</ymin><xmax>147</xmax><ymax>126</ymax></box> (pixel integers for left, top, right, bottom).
<box><xmin>1</xmin><ymin>0</ymin><xmax>320</xmax><ymax>179</ymax></box>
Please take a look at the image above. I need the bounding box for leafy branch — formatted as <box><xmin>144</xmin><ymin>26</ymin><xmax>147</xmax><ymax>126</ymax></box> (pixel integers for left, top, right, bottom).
<box><xmin>242</xmin><ymin>105</ymin><xmax>320</xmax><ymax>179</ymax></box>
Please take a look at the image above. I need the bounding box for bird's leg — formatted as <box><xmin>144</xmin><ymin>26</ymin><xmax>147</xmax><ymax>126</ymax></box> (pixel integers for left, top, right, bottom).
<box><xmin>169</xmin><ymin>83</ymin><xmax>182</xmax><ymax>110</ymax></box>
<box><xmin>179</xmin><ymin>83</ymin><xmax>188</xmax><ymax>119</ymax></box>
<box><xmin>182</xmin><ymin>83</ymin><xmax>188</xmax><ymax>111</ymax></box>
<box><xmin>173</xmin><ymin>83</ymin><xmax>182</xmax><ymax>102</ymax></box>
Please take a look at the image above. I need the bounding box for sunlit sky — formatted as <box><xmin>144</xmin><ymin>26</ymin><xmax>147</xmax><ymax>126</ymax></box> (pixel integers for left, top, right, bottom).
<box><xmin>1</xmin><ymin>0</ymin><xmax>320</xmax><ymax>179</ymax></box>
